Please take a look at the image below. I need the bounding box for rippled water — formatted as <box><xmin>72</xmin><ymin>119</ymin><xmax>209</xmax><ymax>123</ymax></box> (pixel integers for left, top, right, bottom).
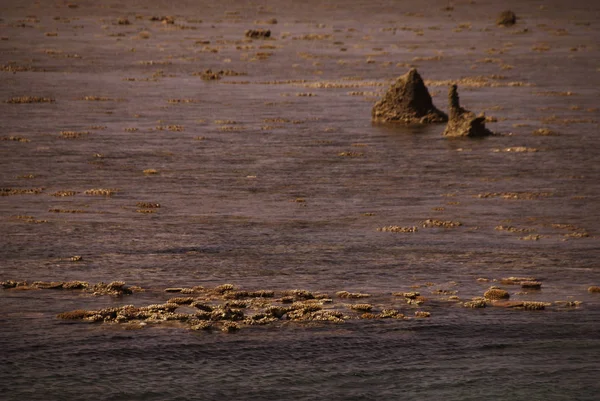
<box><xmin>1</xmin><ymin>0</ymin><xmax>599</xmax><ymax>399</ymax></box>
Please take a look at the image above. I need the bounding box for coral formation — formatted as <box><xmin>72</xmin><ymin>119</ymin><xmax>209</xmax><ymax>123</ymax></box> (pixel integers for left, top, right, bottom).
<box><xmin>484</xmin><ymin>287</ymin><xmax>510</xmax><ymax>300</ymax></box>
<box><xmin>371</xmin><ymin>69</ymin><xmax>448</xmax><ymax>124</ymax></box>
<box><xmin>245</xmin><ymin>29</ymin><xmax>271</xmax><ymax>39</ymax></box>
<box><xmin>442</xmin><ymin>85</ymin><xmax>493</xmax><ymax>137</ymax></box>
<box><xmin>497</xmin><ymin>10</ymin><xmax>517</xmax><ymax>27</ymax></box>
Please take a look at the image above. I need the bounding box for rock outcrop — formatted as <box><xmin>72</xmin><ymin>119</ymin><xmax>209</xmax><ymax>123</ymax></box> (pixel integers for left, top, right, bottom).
<box><xmin>442</xmin><ymin>85</ymin><xmax>493</xmax><ymax>138</ymax></box>
<box><xmin>372</xmin><ymin>69</ymin><xmax>447</xmax><ymax>124</ymax></box>
<box><xmin>497</xmin><ymin>10</ymin><xmax>517</xmax><ymax>27</ymax></box>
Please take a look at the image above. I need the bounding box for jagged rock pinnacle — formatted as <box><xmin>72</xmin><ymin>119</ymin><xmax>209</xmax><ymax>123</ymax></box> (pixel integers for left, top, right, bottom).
<box><xmin>372</xmin><ymin>69</ymin><xmax>448</xmax><ymax>124</ymax></box>
<box><xmin>442</xmin><ymin>84</ymin><xmax>493</xmax><ymax>138</ymax></box>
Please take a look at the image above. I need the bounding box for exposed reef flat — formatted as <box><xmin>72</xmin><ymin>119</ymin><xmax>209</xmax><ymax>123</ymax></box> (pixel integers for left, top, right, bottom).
<box><xmin>2</xmin><ymin>278</ymin><xmax>590</xmax><ymax>334</ymax></box>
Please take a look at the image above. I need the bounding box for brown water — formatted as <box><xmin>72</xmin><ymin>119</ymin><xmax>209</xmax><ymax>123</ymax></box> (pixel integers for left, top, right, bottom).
<box><xmin>1</xmin><ymin>0</ymin><xmax>600</xmax><ymax>400</ymax></box>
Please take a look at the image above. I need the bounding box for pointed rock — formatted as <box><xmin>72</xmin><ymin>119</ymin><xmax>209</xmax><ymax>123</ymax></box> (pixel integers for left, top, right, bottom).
<box><xmin>372</xmin><ymin>69</ymin><xmax>447</xmax><ymax>124</ymax></box>
<box><xmin>442</xmin><ymin>85</ymin><xmax>493</xmax><ymax>138</ymax></box>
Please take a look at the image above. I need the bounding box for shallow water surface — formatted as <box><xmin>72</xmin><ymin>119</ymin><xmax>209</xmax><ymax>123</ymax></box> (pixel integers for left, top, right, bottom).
<box><xmin>1</xmin><ymin>0</ymin><xmax>599</xmax><ymax>399</ymax></box>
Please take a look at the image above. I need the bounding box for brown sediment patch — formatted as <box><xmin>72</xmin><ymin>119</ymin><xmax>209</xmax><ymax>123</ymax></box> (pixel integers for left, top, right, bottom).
<box><xmin>520</xmin><ymin>234</ymin><xmax>543</xmax><ymax>241</ymax></box>
<box><xmin>425</xmin><ymin>76</ymin><xmax>531</xmax><ymax>88</ymax></box>
<box><xmin>293</xmin><ymin>34</ymin><xmax>331</xmax><ymax>40</ymax></box>
<box><xmin>336</xmin><ymin>291</ymin><xmax>370</xmax><ymax>299</ymax></box>
<box><xmin>493</xmin><ymin>147</ymin><xmax>538</xmax><ymax>152</ymax></box>
<box><xmin>6</xmin><ymin>96</ymin><xmax>55</xmax><ymax>104</ymax></box>
<box><xmin>477</xmin><ymin>192</ymin><xmax>552</xmax><ymax>200</ymax></box>
<box><xmin>484</xmin><ymin>287</ymin><xmax>510</xmax><ymax>300</ymax></box>
<box><xmin>2</xmin><ymin>136</ymin><xmax>30</xmax><ymax>142</ymax></box>
<box><xmin>51</xmin><ymin>190</ymin><xmax>77</xmax><ymax>197</ymax></box>
<box><xmin>521</xmin><ymin>281</ymin><xmax>542</xmax><ymax>290</ymax></box>
<box><xmin>167</xmin><ymin>98</ymin><xmax>199</xmax><ymax>104</ymax></box>
<box><xmin>137</xmin><ymin>202</ymin><xmax>160</xmax><ymax>208</ymax></box>
<box><xmin>84</xmin><ymin>188</ymin><xmax>117</xmax><ymax>196</ymax></box>
<box><xmin>79</xmin><ymin>96</ymin><xmax>116</xmax><ymax>101</ymax></box>
<box><xmin>337</xmin><ymin>151</ymin><xmax>363</xmax><ymax>157</ymax></box>
<box><xmin>143</xmin><ymin>169</ymin><xmax>159</xmax><ymax>175</ymax></box>
<box><xmin>49</xmin><ymin>208</ymin><xmax>86</xmax><ymax>213</ymax></box>
<box><xmin>495</xmin><ymin>225</ymin><xmax>535</xmax><ymax>233</ymax></box>
<box><xmin>533</xmin><ymin>128</ymin><xmax>559</xmax><ymax>136</ymax></box>
<box><xmin>60</xmin><ymin>131</ymin><xmax>90</xmax><ymax>139</ymax></box>
<box><xmin>1</xmin><ymin>187</ymin><xmax>44</xmax><ymax>196</ymax></box>
<box><xmin>377</xmin><ymin>226</ymin><xmax>418</xmax><ymax>233</ymax></box>
<box><xmin>1</xmin><ymin>63</ymin><xmax>45</xmax><ymax>72</ymax></box>
<box><xmin>14</xmin><ymin>215</ymin><xmax>48</xmax><ymax>224</ymax></box>
<box><xmin>535</xmin><ymin>91</ymin><xmax>576</xmax><ymax>97</ymax></box>
<box><xmin>500</xmin><ymin>277</ymin><xmax>538</xmax><ymax>285</ymax></box>
<box><xmin>422</xmin><ymin>219</ymin><xmax>462</xmax><ymax>228</ymax></box>
<box><xmin>245</xmin><ymin>29</ymin><xmax>271</xmax><ymax>39</ymax></box>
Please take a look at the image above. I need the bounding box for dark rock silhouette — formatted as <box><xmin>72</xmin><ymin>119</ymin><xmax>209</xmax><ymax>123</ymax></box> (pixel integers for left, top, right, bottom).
<box><xmin>245</xmin><ymin>29</ymin><xmax>271</xmax><ymax>39</ymax></box>
<box><xmin>372</xmin><ymin>68</ymin><xmax>448</xmax><ymax>124</ymax></box>
<box><xmin>442</xmin><ymin>85</ymin><xmax>493</xmax><ymax>138</ymax></box>
<box><xmin>497</xmin><ymin>10</ymin><xmax>517</xmax><ymax>27</ymax></box>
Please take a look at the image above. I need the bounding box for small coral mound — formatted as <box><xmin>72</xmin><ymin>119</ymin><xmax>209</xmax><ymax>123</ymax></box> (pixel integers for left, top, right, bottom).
<box><xmin>484</xmin><ymin>287</ymin><xmax>510</xmax><ymax>300</ymax></box>
<box><xmin>463</xmin><ymin>298</ymin><xmax>487</xmax><ymax>308</ymax></box>
<box><xmin>588</xmin><ymin>286</ymin><xmax>600</xmax><ymax>293</ymax></box>
<box><xmin>521</xmin><ymin>281</ymin><xmax>542</xmax><ymax>290</ymax></box>
<box><xmin>422</xmin><ymin>219</ymin><xmax>462</xmax><ymax>228</ymax></box>
<box><xmin>336</xmin><ymin>291</ymin><xmax>370</xmax><ymax>299</ymax></box>
<box><xmin>442</xmin><ymin>85</ymin><xmax>493</xmax><ymax>138</ymax></box>
<box><xmin>497</xmin><ymin>10</ymin><xmax>517</xmax><ymax>27</ymax></box>
<box><xmin>377</xmin><ymin>226</ymin><xmax>418</xmax><ymax>233</ymax></box>
<box><xmin>245</xmin><ymin>29</ymin><xmax>271</xmax><ymax>39</ymax></box>
<box><xmin>372</xmin><ymin>69</ymin><xmax>448</xmax><ymax>124</ymax></box>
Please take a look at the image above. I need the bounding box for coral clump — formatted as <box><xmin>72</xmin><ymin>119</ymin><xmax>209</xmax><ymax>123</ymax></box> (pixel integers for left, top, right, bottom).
<box><xmin>497</xmin><ymin>10</ymin><xmax>517</xmax><ymax>27</ymax></box>
<box><xmin>521</xmin><ymin>281</ymin><xmax>542</xmax><ymax>290</ymax></box>
<box><xmin>245</xmin><ymin>29</ymin><xmax>271</xmax><ymax>39</ymax></box>
<box><xmin>422</xmin><ymin>219</ymin><xmax>462</xmax><ymax>228</ymax></box>
<box><xmin>484</xmin><ymin>287</ymin><xmax>510</xmax><ymax>300</ymax></box>
<box><xmin>167</xmin><ymin>297</ymin><xmax>195</xmax><ymax>305</ymax></box>
<box><xmin>500</xmin><ymin>277</ymin><xmax>537</xmax><ymax>285</ymax></box>
<box><xmin>84</xmin><ymin>188</ymin><xmax>117</xmax><ymax>196</ymax></box>
<box><xmin>377</xmin><ymin>226</ymin><xmax>418</xmax><ymax>233</ymax></box>
<box><xmin>349</xmin><ymin>303</ymin><xmax>373</xmax><ymax>312</ymax></box>
<box><xmin>463</xmin><ymin>298</ymin><xmax>487</xmax><ymax>308</ymax></box>
<box><xmin>281</xmin><ymin>289</ymin><xmax>315</xmax><ymax>300</ymax></box>
<box><xmin>521</xmin><ymin>301</ymin><xmax>549</xmax><ymax>310</ymax></box>
<box><xmin>336</xmin><ymin>291</ymin><xmax>371</xmax><ymax>299</ymax></box>
<box><xmin>92</xmin><ymin>281</ymin><xmax>136</xmax><ymax>296</ymax></box>
<box><xmin>57</xmin><ymin>310</ymin><xmax>92</xmax><ymax>320</ymax></box>
<box><xmin>372</xmin><ymin>69</ymin><xmax>447</xmax><ymax>124</ymax></box>
<box><xmin>6</xmin><ymin>96</ymin><xmax>55</xmax><ymax>104</ymax></box>
<box><xmin>588</xmin><ymin>286</ymin><xmax>600</xmax><ymax>293</ymax></box>
<box><xmin>442</xmin><ymin>85</ymin><xmax>493</xmax><ymax>137</ymax></box>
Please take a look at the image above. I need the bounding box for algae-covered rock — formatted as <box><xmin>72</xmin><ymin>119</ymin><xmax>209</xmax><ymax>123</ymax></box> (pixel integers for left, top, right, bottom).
<box><xmin>442</xmin><ymin>85</ymin><xmax>493</xmax><ymax>138</ymax></box>
<box><xmin>372</xmin><ymin>69</ymin><xmax>448</xmax><ymax>124</ymax></box>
